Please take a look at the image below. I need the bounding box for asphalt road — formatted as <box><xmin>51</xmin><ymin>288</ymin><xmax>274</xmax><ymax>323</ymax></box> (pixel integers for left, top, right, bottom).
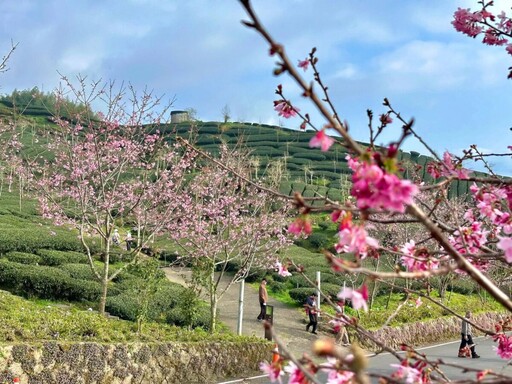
<box><xmin>218</xmin><ymin>335</ymin><xmax>512</xmax><ymax>383</ymax></box>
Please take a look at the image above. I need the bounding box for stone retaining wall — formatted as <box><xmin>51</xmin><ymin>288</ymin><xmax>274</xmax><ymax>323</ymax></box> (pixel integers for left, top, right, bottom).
<box><xmin>0</xmin><ymin>341</ymin><xmax>271</xmax><ymax>384</ymax></box>
<box><xmin>355</xmin><ymin>312</ymin><xmax>504</xmax><ymax>351</ymax></box>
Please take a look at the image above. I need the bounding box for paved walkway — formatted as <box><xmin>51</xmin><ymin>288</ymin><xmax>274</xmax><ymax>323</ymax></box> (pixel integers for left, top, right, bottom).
<box><xmin>162</xmin><ymin>267</ymin><xmax>329</xmax><ymax>360</ymax></box>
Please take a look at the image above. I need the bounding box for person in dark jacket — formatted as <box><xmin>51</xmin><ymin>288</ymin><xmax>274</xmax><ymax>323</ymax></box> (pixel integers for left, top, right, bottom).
<box><xmin>459</xmin><ymin>311</ymin><xmax>480</xmax><ymax>358</ymax></box>
<box><xmin>305</xmin><ymin>293</ymin><xmax>318</xmax><ymax>335</ymax></box>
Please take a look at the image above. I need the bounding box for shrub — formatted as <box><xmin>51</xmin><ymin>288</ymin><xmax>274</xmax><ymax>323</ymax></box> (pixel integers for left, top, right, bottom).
<box><xmin>0</xmin><ymin>259</ymin><xmax>104</xmax><ymax>302</ymax></box>
<box><xmin>105</xmin><ymin>293</ymin><xmax>138</xmax><ymax>321</ymax></box>
<box><xmin>288</xmin><ymin>287</ymin><xmax>316</xmax><ymax>304</ymax></box>
<box><xmin>59</xmin><ymin>263</ymin><xmax>96</xmax><ymax>281</ymax></box>
<box><xmin>0</xmin><ymin>226</ymin><xmax>94</xmax><ymax>255</ymax></box>
<box><xmin>269</xmin><ymin>281</ymin><xmax>287</xmax><ymax>294</ymax></box>
<box><xmin>3</xmin><ymin>251</ymin><xmax>41</xmax><ymax>265</ymax></box>
<box><xmin>307</xmin><ymin>232</ymin><xmax>333</xmax><ymax>250</ymax></box>
<box><xmin>105</xmin><ymin>281</ymin><xmax>211</xmax><ymax>330</ymax></box>
<box><xmin>36</xmin><ymin>249</ymin><xmax>88</xmax><ymax>266</ymax></box>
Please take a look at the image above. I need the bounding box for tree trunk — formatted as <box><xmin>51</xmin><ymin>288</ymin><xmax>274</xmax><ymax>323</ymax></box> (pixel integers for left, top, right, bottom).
<box><xmin>99</xmin><ymin>277</ymin><xmax>108</xmax><ymax>315</ymax></box>
<box><xmin>209</xmin><ymin>268</ymin><xmax>217</xmax><ymax>332</ymax></box>
<box><xmin>99</xmin><ymin>248</ymin><xmax>110</xmax><ymax>315</ymax></box>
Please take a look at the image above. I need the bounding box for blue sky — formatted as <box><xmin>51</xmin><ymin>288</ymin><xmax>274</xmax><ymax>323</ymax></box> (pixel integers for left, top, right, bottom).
<box><xmin>0</xmin><ymin>0</ymin><xmax>511</xmax><ymax>175</ymax></box>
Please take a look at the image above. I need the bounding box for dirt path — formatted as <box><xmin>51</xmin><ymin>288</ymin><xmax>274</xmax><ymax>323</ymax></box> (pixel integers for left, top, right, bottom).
<box><xmin>162</xmin><ymin>267</ymin><xmax>328</xmax><ymax>360</ymax></box>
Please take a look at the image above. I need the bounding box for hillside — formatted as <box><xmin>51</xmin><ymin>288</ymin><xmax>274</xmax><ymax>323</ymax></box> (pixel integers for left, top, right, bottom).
<box><xmin>0</xmin><ymin>99</ymin><xmax>482</xmax><ymax>201</ymax></box>
<box><xmin>165</xmin><ymin>120</ymin><xmax>482</xmax><ymax>200</ymax></box>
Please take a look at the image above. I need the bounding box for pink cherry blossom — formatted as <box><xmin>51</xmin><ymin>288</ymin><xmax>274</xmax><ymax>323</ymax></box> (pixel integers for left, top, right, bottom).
<box><xmin>275</xmin><ymin>261</ymin><xmax>292</xmax><ymax>277</ymax></box>
<box><xmin>259</xmin><ymin>361</ymin><xmax>283</xmax><ymax>383</ymax></box>
<box><xmin>338</xmin><ymin>285</ymin><xmax>369</xmax><ymax>312</ymax></box>
<box><xmin>288</xmin><ymin>216</ymin><xmax>312</xmax><ymax>236</ymax></box>
<box><xmin>452</xmin><ymin>8</ymin><xmax>484</xmax><ymax>37</ymax></box>
<box><xmin>400</xmin><ymin>240</ymin><xmax>440</xmax><ymax>271</ymax></box>
<box><xmin>283</xmin><ymin>361</ymin><xmax>308</xmax><ymax>384</ymax></box>
<box><xmin>336</xmin><ymin>224</ymin><xmax>379</xmax><ymax>259</ymax></box>
<box><xmin>497</xmin><ymin>236</ymin><xmax>512</xmax><ymax>263</ymax></box>
<box><xmin>309</xmin><ymin>129</ymin><xmax>335</xmax><ymax>152</ymax></box>
<box><xmin>390</xmin><ymin>363</ymin><xmax>422</xmax><ymax>384</ymax></box>
<box><xmin>427</xmin><ymin>151</ymin><xmax>471</xmax><ymax>180</ymax></box>
<box><xmin>326</xmin><ymin>369</ymin><xmax>355</xmax><ymax>384</ymax></box>
<box><xmin>298</xmin><ymin>58</ymin><xmax>310</xmax><ymax>71</ymax></box>
<box><xmin>449</xmin><ymin>221</ymin><xmax>489</xmax><ymax>255</ymax></box>
<box><xmin>274</xmin><ymin>100</ymin><xmax>299</xmax><ymax>118</ymax></box>
<box><xmin>493</xmin><ymin>333</ymin><xmax>512</xmax><ymax>360</ymax></box>
<box><xmin>347</xmin><ymin>156</ymin><xmax>419</xmax><ymax>213</ymax></box>
<box><xmin>379</xmin><ymin>113</ymin><xmax>392</xmax><ymax>125</ymax></box>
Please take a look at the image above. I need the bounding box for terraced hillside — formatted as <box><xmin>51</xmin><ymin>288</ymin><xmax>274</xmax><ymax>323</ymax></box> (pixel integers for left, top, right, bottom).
<box><xmin>164</xmin><ymin>121</ymin><xmax>483</xmax><ymax>201</ymax></box>
<box><xmin>0</xmin><ymin>97</ymin><xmax>482</xmax><ymax>201</ymax></box>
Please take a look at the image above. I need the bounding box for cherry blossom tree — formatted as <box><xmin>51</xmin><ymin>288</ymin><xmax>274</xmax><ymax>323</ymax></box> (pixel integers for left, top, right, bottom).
<box><xmin>170</xmin><ymin>143</ymin><xmax>292</xmax><ymax>331</ymax></box>
<box><xmin>34</xmin><ymin>77</ymin><xmax>196</xmax><ymax>314</ymax></box>
<box><xmin>237</xmin><ymin>0</ymin><xmax>512</xmax><ymax>382</ymax></box>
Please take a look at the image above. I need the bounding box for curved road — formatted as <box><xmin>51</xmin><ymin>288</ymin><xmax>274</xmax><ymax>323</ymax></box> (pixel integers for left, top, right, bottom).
<box><xmin>220</xmin><ymin>335</ymin><xmax>512</xmax><ymax>383</ymax></box>
<box><xmin>162</xmin><ymin>267</ymin><xmax>511</xmax><ymax>383</ymax></box>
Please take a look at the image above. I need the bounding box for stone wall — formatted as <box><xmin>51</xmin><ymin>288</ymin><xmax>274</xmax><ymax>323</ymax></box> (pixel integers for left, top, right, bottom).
<box><xmin>355</xmin><ymin>312</ymin><xmax>504</xmax><ymax>351</ymax></box>
<box><xmin>0</xmin><ymin>341</ymin><xmax>271</xmax><ymax>384</ymax></box>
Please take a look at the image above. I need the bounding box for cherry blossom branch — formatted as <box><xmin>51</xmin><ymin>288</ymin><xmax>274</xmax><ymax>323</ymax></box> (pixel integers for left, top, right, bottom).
<box><xmin>239</xmin><ymin>0</ymin><xmax>364</xmax><ymax>157</ymax></box>
<box><xmin>406</xmin><ymin>203</ymin><xmax>512</xmax><ymax>312</ymax></box>
<box><xmin>0</xmin><ymin>41</ymin><xmax>17</xmax><ymax>74</ymax></box>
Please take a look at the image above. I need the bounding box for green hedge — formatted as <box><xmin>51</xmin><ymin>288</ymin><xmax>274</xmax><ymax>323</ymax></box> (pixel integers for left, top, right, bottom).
<box><xmin>0</xmin><ymin>229</ymin><xmax>88</xmax><ymax>254</ymax></box>
<box><xmin>105</xmin><ymin>282</ymin><xmax>211</xmax><ymax>330</ymax></box>
<box><xmin>59</xmin><ymin>263</ymin><xmax>97</xmax><ymax>281</ymax></box>
<box><xmin>288</xmin><ymin>283</ymin><xmax>341</xmax><ymax>305</ymax></box>
<box><xmin>36</xmin><ymin>249</ymin><xmax>88</xmax><ymax>266</ymax></box>
<box><xmin>3</xmin><ymin>251</ymin><xmax>41</xmax><ymax>265</ymax></box>
<box><xmin>0</xmin><ymin>259</ymin><xmax>105</xmax><ymax>302</ymax></box>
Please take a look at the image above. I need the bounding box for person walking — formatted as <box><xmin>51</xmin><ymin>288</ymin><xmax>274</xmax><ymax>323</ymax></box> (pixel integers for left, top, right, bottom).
<box><xmin>459</xmin><ymin>311</ymin><xmax>480</xmax><ymax>358</ymax></box>
<box><xmin>257</xmin><ymin>279</ymin><xmax>268</xmax><ymax>321</ymax></box>
<box><xmin>305</xmin><ymin>293</ymin><xmax>318</xmax><ymax>335</ymax></box>
<box><xmin>335</xmin><ymin>299</ymin><xmax>350</xmax><ymax>345</ymax></box>
<box><xmin>125</xmin><ymin>231</ymin><xmax>133</xmax><ymax>251</ymax></box>
<box><xmin>112</xmin><ymin>229</ymin><xmax>120</xmax><ymax>246</ymax></box>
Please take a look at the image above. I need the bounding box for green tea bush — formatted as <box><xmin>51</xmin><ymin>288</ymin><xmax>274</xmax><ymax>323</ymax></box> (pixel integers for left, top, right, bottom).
<box><xmin>105</xmin><ymin>281</ymin><xmax>211</xmax><ymax>329</ymax></box>
<box><xmin>36</xmin><ymin>249</ymin><xmax>88</xmax><ymax>266</ymax></box>
<box><xmin>288</xmin><ymin>287</ymin><xmax>316</xmax><ymax>304</ymax></box>
<box><xmin>448</xmin><ymin>278</ymin><xmax>476</xmax><ymax>295</ymax></box>
<box><xmin>3</xmin><ymin>251</ymin><xmax>41</xmax><ymax>265</ymax></box>
<box><xmin>105</xmin><ymin>293</ymin><xmax>138</xmax><ymax>320</ymax></box>
<box><xmin>59</xmin><ymin>263</ymin><xmax>96</xmax><ymax>281</ymax></box>
<box><xmin>0</xmin><ymin>227</ymin><xmax>92</xmax><ymax>254</ymax></box>
<box><xmin>0</xmin><ymin>259</ymin><xmax>104</xmax><ymax>302</ymax></box>
<box><xmin>307</xmin><ymin>232</ymin><xmax>333</xmax><ymax>250</ymax></box>
<box><xmin>292</xmin><ymin>152</ymin><xmax>326</xmax><ymax>161</ymax></box>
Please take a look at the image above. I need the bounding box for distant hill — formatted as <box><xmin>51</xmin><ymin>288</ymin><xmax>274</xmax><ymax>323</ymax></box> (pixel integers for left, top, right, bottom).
<box><xmin>164</xmin><ymin>121</ymin><xmax>483</xmax><ymax>201</ymax></box>
<box><xmin>0</xmin><ymin>100</ymin><xmax>482</xmax><ymax>201</ymax></box>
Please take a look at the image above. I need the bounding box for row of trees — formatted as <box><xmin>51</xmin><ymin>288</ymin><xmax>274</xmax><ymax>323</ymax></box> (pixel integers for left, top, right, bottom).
<box><xmin>0</xmin><ymin>69</ymin><xmax>294</xmax><ymax>331</ymax></box>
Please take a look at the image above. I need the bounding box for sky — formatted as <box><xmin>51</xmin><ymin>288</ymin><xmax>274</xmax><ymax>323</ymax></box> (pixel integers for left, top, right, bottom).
<box><xmin>0</xmin><ymin>0</ymin><xmax>511</xmax><ymax>175</ymax></box>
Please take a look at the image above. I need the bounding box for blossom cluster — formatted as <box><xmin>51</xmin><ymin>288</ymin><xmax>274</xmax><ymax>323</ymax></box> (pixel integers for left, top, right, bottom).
<box><xmin>426</xmin><ymin>151</ymin><xmax>471</xmax><ymax>180</ymax></box>
<box><xmin>452</xmin><ymin>4</ymin><xmax>512</xmax><ymax>77</ymax></box>
<box><xmin>347</xmin><ymin>155</ymin><xmax>419</xmax><ymax>214</ymax></box>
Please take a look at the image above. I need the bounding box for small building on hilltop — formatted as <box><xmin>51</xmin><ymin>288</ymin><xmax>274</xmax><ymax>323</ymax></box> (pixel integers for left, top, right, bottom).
<box><xmin>171</xmin><ymin>110</ymin><xmax>189</xmax><ymax>123</ymax></box>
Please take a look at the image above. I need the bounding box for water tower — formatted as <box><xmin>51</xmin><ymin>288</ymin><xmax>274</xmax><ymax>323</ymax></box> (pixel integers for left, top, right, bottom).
<box><xmin>170</xmin><ymin>110</ymin><xmax>189</xmax><ymax>123</ymax></box>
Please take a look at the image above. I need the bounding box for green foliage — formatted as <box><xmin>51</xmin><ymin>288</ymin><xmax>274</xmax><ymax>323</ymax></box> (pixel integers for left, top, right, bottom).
<box><xmin>0</xmin><ymin>259</ymin><xmax>105</xmax><ymax>302</ymax></box>
<box><xmin>3</xmin><ymin>251</ymin><xmax>41</xmax><ymax>265</ymax></box>
<box><xmin>288</xmin><ymin>287</ymin><xmax>315</xmax><ymax>304</ymax></box>
<box><xmin>0</xmin><ymin>289</ymin><xmax>258</xmax><ymax>343</ymax></box>
<box><xmin>59</xmin><ymin>263</ymin><xmax>96</xmax><ymax>281</ymax></box>
<box><xmin>0</xmin><ymin>229</ymin><xmax>68</xmax><ymax>253</ymax></box>
<box><xmin>0</xmin><ymin>87</ymin><xmax>98</xmax><ymax>121</ymax></box>
<box><xmin>105</xmin><ymin>279</ymin><xmax>211</xmax><ymax>330</ymax></box>
<box><xmin>35</xmin><ymin>249</ymin><xmax>88</xmax><ymax>266</ymax></box>
<box><xmin>307</xmin><ymin>232</ymin><xmax>333</xmax><ymax>250</ymax></box>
